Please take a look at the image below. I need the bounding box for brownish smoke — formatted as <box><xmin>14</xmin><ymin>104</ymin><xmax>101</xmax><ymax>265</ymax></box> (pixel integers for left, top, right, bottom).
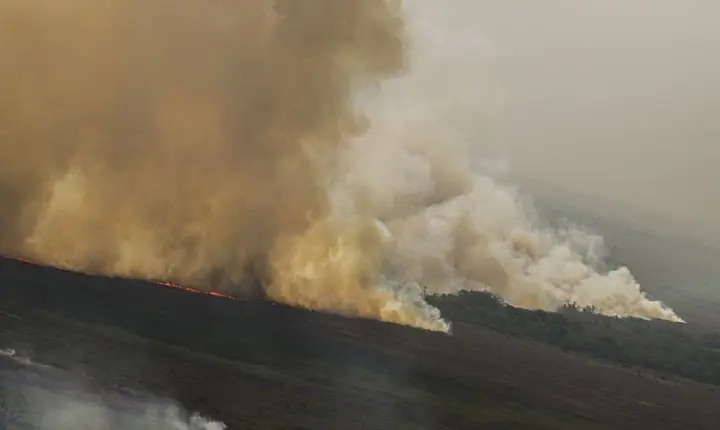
<box><xmin>0</xmin><ymin>0</ymin><xmax>406</xmax><ymax>295</ymax></box>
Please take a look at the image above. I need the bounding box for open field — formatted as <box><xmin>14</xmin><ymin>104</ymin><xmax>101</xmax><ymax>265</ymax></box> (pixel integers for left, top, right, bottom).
<box><xmin>3</xmin><ymin>257</ymin><xmax>720</xmax><ymax>429</ymax></box>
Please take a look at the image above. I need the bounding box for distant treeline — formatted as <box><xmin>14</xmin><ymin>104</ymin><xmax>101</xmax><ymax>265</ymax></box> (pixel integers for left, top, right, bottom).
<box><xmin>428</xmin><ymin>291</ymin><xmax>720</xmax><ymax>385</ymax></box>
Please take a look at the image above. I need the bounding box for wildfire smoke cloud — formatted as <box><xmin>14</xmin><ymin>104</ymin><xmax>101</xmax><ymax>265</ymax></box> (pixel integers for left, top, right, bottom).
<box><xmin>0</xmin><ymin>0</ymin><xmax>413</xmax><ymax>313</ymax></box>
<box><xmin>0</xmin><ymin>0</ymin><xmax>681</xmax><ymax>331</ymax></box>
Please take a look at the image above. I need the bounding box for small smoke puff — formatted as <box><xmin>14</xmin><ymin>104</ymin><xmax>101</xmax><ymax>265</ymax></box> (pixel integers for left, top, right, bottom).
<box><xmin>20</xmin><ymin>384</ymin><xmax>225</xmax><ymax>430</ymax></box>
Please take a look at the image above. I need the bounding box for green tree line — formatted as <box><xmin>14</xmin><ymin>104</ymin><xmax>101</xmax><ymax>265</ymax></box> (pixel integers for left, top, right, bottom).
<box><xmin>427</xmin><ymin>291</ymin><xmax>720</xmax><ymax>385</ymax></box>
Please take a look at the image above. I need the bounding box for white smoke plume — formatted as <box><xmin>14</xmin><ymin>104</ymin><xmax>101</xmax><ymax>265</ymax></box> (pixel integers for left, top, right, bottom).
<box><xmin>1</xmin><ymin>348</ymin><xmax>226</xmax><ymax>429</ymax></box>
<box><xmin>318</xmin><ymin>98</ymin><xmax>683</xmax><ymax>325</ymax></box>
<box><xmin>21</xmin><ymin>394</ymin><xmax>226</xmax><ymax>430</ymax></box>
<box><xmin>0</xmin><ymin>0</ymin><xmax>682</xmax><ymax>332</ymax></box>
<box><xmin>8</xmin><ymin>382</ymin><xmax>225</xmax><ymax>430</ymax></box>
<box><xmin>287</xmin><ymin>0</ymin><xmax>684</xmax><ymax>327</ymax></box>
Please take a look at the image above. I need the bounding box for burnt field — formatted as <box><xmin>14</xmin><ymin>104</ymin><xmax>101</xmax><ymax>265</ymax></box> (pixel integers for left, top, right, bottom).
<box><xmin>2</xmin><ymin>257</ymin><xmax>720</xmax><ymax>429</ymax></box>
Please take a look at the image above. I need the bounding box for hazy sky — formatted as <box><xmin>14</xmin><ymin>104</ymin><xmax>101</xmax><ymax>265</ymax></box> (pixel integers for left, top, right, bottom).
<box><xmin>403</xmin><ymin>1</ymin><xmax>720</xmax><ymax>241</ymax></box>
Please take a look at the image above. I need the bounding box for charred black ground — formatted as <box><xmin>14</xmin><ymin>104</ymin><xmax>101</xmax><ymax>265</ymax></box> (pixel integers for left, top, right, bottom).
<box><xmin>2</xmin><ymin>256</ymin><xmax>720</xmax><ymax>429</ymax></box>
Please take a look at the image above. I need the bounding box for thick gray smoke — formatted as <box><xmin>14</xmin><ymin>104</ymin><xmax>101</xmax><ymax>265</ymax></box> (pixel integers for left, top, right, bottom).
<box><xmin>0</xmin><ymin>0</ymin><xmax>682</xmax><ymax>331</ymax></box>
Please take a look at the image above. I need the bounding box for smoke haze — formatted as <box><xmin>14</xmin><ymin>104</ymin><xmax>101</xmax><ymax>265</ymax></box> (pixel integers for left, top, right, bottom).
<box><xmin>418</xmin><ymin>0</ymin><xmax>720</xmax><ymax>246</ymax></box>
<box><xmin>21</xmin><ymin>391</ymin><xmax>226</xmax><ymax>430</ymax></box>
<box><xmin>0</xmin><ymin>0</ymin><xmax>682</xmax><ymax>331</ymax></box>
<box><xmin>3</xmin><ymin>355</ymin><xmax>225</xmax><ymax>429</ymax></box>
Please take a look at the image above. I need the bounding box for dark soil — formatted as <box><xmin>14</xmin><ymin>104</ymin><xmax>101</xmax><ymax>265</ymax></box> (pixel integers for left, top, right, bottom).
<box><xmin>2</xmin><ymin>257</ymin><xmax>720</xmax><ymax>429</ymax></box>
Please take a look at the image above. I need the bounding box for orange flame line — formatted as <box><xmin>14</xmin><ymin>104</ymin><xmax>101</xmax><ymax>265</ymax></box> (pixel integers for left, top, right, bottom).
<box><xmin>5</xmin><ymin>256</ymin><xmax>237</xmax><ymax>301</ymax></box>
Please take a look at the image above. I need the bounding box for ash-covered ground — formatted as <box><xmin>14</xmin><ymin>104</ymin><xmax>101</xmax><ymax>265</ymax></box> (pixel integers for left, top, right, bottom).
<box><xmin>3</xmin><ymin>256</ymin><xmax>720</xmax><ymax>430</ymax></box>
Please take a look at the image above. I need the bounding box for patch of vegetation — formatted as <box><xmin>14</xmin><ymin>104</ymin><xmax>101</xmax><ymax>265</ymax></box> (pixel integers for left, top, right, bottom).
<box><xmin>428</xmin><ymin>291</ymin><xmax>720</xmax><ymax>385</ymax></box>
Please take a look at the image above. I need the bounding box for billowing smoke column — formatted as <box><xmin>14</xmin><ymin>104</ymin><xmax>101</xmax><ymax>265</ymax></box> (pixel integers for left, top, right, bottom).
<box><xmin>335</xmin><ymin>113</ymin><xmax>683</xmax><ymax>324</ymax></box>
<box><xmin>0</xmin><ymin>0</ymin><xmax>682</xmax><ymax>332</ymax></box>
